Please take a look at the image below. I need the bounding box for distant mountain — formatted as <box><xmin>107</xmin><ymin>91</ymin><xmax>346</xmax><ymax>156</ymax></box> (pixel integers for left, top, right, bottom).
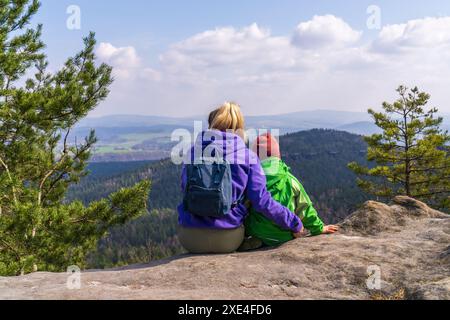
<box><xmin>79</xmin><ymin>110</ymin><xmax>372</xmax><ymax>133</ymax></box>
<box><xmin>245</xmin><ymin>110</ymin><xmax>372</xmax><ymax>133</ymax></box>
<box><xmin>79</xmin><ymin>110</ymin><xmax>450</xmax><ymax>132</ymax></box>
<box><xmin>73</xmin><ymin>110</ymin><xmax>449</xmax><ymax>162</ymax></box>
<box><xmin>335</xmin><ymin>121</ymin><xmax>382</xmax><ymax>136</ymax></box>
<box><xmin>77</xmin><ymin>115</ymin><xmax>199</xmax><ymax>128</ymax></box>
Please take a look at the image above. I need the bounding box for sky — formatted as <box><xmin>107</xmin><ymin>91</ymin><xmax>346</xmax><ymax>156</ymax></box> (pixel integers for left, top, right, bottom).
<box><xmin>32</xmin><ymin>0</ymin><xmax>450</xmax><ymax>117</ymax></box>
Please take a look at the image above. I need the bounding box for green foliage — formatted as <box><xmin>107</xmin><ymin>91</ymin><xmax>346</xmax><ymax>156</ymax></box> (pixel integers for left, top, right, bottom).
<box><xmin>0</xmin><ymin>0</ymin><xmax>151</xmax><ymax>276</ymax></box>
<box><xmin>349</xmin><ymin>86</ymin><xmax>449</xmax><ymax>211</ymax></box>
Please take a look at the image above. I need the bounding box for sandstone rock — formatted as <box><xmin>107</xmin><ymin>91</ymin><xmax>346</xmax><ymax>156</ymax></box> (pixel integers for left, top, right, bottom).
<box><xmin>0</xmin><ymin>197</ymin><xmax>449</xmax><ymax>300</ymax></box>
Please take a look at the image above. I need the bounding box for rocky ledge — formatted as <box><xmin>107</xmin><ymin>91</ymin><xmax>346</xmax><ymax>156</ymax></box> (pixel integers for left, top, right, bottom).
<box><xmin>1</xmin><ymin>196</ymin><xmax>449</xmax><ymax>300</ymax></box>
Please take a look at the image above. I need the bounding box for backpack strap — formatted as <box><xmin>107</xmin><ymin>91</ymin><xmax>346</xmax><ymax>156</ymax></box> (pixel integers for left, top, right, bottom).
<box><xmin>190</xmin><ymin>164</ymin><xmax>202</xmax><ymax>184</ymax></box>
<box><xmin>212</xmin><ymin>162</ymin><xmax>226</xmax><ymax>187</ymax></box>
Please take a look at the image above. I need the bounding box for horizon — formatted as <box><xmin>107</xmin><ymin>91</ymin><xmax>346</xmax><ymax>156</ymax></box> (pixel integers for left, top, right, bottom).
<box><xmin>83</xmin><ymin>108</ymin><xmax>370</xmax><ymax>119</ymax></box>
<box><xmin>33</xmin><ymin>0</ymin><xmax>450</xmax><ymax>117</ymax></box>
<box><xmin>82</xmin><ymin>108</ymin><xmax>450</xmax><ymax>120</ymax></box>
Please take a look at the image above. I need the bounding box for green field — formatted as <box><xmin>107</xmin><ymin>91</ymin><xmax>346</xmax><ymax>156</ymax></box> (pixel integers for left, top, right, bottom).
<box><xmin>92</xmin><ymin>132</ymin><xmax>173</xmax><ymax>156</ymax></box>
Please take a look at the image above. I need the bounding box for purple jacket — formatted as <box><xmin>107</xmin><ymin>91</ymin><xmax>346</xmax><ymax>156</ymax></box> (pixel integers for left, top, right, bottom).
<box><xmin>177</xmin><ymin>130</ymin><xmax>303</xmax><ymax>233</ymax></box>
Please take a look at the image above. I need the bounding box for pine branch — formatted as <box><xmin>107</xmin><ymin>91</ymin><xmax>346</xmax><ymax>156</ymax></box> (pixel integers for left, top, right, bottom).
<box><xmin>409</xmin><ymin>165</ymin><xmax>450</xmax><ymax>173</ymax></box>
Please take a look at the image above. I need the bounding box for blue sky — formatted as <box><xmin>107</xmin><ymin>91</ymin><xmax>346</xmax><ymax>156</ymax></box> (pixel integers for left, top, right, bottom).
<box><xmin>37</xmin><ymin>0</ymin><xmax>450</xmax><ymax>62</ymax></box>
<box><xmin>33</xmin><ymin>1</ymin><xmax>450</xmax><ymax>116</ymax></box>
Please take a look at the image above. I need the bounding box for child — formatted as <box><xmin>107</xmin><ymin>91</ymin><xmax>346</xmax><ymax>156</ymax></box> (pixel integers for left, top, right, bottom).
<box><xmin>244</xmin><ymin>133</ymin><xmax>338</xmax><ymax>248</ymax></box>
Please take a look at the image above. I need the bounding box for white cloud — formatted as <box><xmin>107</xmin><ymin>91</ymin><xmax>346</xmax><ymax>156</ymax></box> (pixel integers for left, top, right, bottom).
<box><xmin>157</xmin><ymin>18</ymin><xmax>367</xmax><ymax>87</ymax></box>
<box><xmin>96</xmin><ymin>42</ymin><xmax>160</xmax><ymax>81</ymax></box>
<box><xmin>373</xmin><ymin>17</ymin><xmax>450</xmax><ymax>52</ymax></box>
<box><xmin>159</xmin><ymin>23</ymin><xmax>301</xmax><ymax>85</ymax></box>
<box><xmin>292</xmin><ymin>15</ymin><xmax>362</xmax><ymax>49</ymax></box>
<box><xmin>92</xmin><ymin>16</ymin><xmax>450</xmax><ymax>117</ymax></box>
<box><xmin>97</xmin><ymin>43</ymin><xmax>140</xmax><ymax>68</ymax></box>
<box><xmin>140</xmin><ymin>68</ymin><xmax>162</xmax><ymax>81</ymax></box>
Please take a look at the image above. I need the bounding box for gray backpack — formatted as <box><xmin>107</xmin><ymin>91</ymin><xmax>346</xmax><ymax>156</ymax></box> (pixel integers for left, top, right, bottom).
<box><xmin>183</xmin><ymin>159</ymin><xmax>237</xmax><ymax>218</ymax></box>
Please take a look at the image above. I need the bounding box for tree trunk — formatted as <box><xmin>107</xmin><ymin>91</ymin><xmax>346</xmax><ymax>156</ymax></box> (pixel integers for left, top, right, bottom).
<box><xmin>405</xmin><ymin>160</ymin><xmax>411</xmax><ymax>197</ymax></box>
<box><xmin>403</xmin><ymin>108</ymin><xmax>411</xmax><ymax>197</ymax></box>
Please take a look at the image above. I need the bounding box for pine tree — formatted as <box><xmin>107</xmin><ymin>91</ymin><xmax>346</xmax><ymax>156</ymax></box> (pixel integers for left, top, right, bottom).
<box><xmin>0</xmin><ymin>0</ymin><xmax>150</xmax><ymax>275</ymax></box>
<box><xmin>349</xmin><ymin>86</ymin><xmax>449</xmax><ymax>211</ymax></box>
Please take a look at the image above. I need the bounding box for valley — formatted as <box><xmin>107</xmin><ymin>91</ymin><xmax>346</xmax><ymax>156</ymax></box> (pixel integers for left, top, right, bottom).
<box><xmin>74</xmin><ymin>110</ymin><xmax>450</xmax><ymax>162</ymax></box>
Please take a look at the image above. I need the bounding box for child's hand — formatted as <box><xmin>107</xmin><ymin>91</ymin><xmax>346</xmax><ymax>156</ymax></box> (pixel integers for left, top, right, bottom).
<box><xmin>322</xmin><ymin>225</ymin><xmax>339</xmax><ymax>234</ymax></box>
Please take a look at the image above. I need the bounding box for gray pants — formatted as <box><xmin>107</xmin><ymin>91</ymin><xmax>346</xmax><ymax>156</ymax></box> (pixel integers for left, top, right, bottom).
<box><xmin>178</xmin><ymin>225</ymin><xmax>245</xmax><ymax>254</ymax></box>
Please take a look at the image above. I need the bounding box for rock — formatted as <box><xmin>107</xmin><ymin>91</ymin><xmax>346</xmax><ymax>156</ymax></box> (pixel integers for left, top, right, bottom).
<box><xmin>0</xmin><ymin>197</ymin><xmax>449</xmax><ymax>300</ymax></box>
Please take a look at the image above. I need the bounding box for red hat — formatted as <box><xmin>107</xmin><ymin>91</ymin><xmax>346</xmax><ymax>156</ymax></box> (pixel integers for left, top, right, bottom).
<box><xmin>253</xmin><ymin>133</ymin><xmax>281</xmax><ymax>160</ymax></box>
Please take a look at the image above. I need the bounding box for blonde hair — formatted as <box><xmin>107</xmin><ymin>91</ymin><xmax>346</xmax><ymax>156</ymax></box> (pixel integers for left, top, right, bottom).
<box><xmin>208</xmin><ymin>102</ymin><xmax>245</xmax><ymax>138</ymax></box>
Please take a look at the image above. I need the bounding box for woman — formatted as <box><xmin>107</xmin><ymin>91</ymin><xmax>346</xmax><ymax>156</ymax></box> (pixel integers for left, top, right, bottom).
<box><xmin>177</xmin><ymin>102</ymin><xmax>303</xmax><ymax>254</ymax></box>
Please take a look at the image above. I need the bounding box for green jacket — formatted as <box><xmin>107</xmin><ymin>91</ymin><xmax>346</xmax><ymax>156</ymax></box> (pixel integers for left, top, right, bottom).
<box><xmin>245</xmin><ymin>157</ymin><xmax>324</xmax><ymax>246</ymax></box>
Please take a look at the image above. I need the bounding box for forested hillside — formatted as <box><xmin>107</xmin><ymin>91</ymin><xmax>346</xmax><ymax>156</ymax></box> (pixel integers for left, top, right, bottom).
<box><xmin>281</xmin><ymin>130</ymin><xmax>370</xmax><ymax>222</ymax></box>
<box><xmin>67</xmin><ymin>129</ymin><xmax>370</xmax><ymax>268</ymax></box>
